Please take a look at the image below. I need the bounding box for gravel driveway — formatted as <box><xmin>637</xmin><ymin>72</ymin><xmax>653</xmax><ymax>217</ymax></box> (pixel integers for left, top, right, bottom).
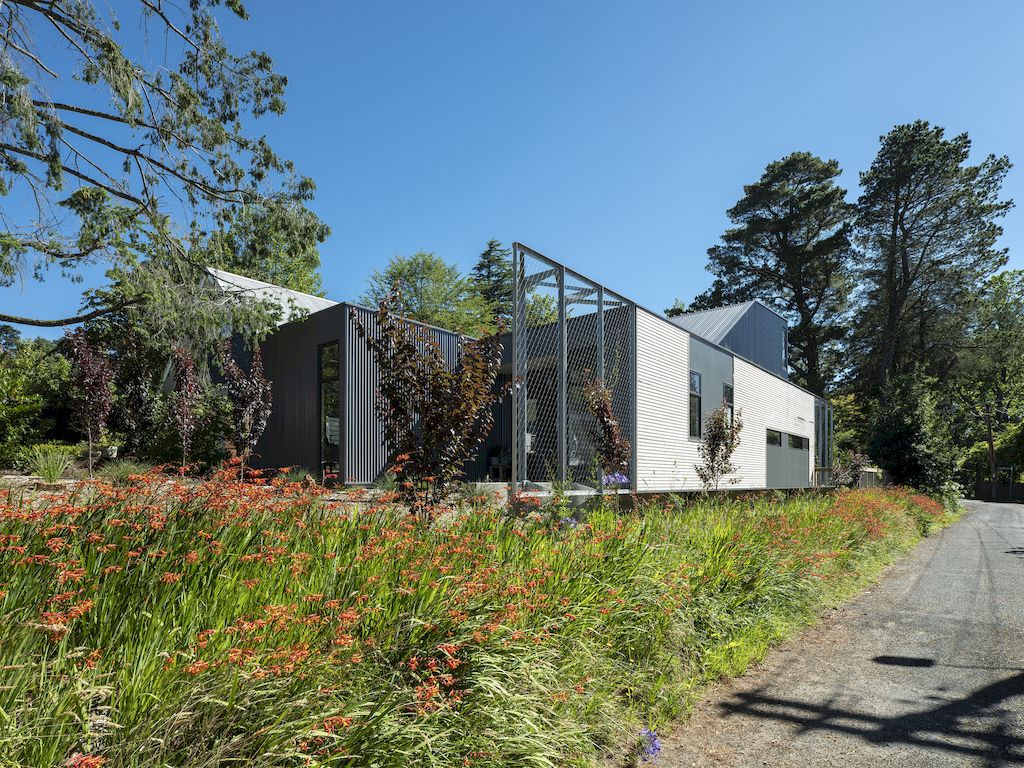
<box><xmin>658</xmin><ymin>499</ymin><xmax>1024</xmax><ymax>768</ymax></box>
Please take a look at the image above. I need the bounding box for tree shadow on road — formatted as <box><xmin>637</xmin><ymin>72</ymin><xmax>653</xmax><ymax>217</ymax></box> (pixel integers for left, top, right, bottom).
<box><xmin>718</xmin><ymin>667</ymin><xmax>1024</xmax><ymax>767</ymax></box>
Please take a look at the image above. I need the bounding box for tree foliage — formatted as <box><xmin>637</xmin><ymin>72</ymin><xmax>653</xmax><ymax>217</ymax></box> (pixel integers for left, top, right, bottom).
<box><xmin>361</xmin><ymin>252</ymin><xmax>492</xmax><ymax>336</ymax></box>
<box><xmin>218</xmin><ymin>341</ymin><xmax>273</xmax><ymax>476</ymax></box>
<box><xmin>351</xmin><ymin>291</ymin><xmax>509</xmax><ymax>518</ymax></box>
<box><xmin>851</xmin><ymin>121</ymin><xmax>1013</xmax><ymax>393</ymax></box>
<box><xmin>0</xmin><ymin>333</ymin><xmax>70</xmax><ymax>466</ymax></box>
<box><xmin>191</xmin><ymin>200</ymin><xmax>330</xmax><ymax>296</ymax></box>
<box><xmin>695</xmin><ymin>404</ymin><xmax>743</xmax><ymax>492</ymax></box>
<box><xmin>170</xmin><ymin>347</ymin><xmax>203</xmax><ymax>467</ymax></box>
<box><xmin>867</xmin><ymin>371</ymin><xmax>957</xmax><ymax>493</ymax></box>
<box><xmin>582</xmin><ymin>375</ymin><xmax>631</xmax><ymax>485</ymax></box>
<box><xmin>471</xmin><ymin>240</ymin><xmax>513</xmax><ymax>325</ymax></box>
<box><xmin>664</xmin><ymin>298</ymin><xmax>687</xmax><ymax>318</ymax></box>
<box><xmin>66</xmin><ymin>329</ymin><xmax>113</xmax><ymax>473</ymax></box>
<box><xmin>949</xmin><ymin>271</ymin><xmax>1024</xmax><ymax>484</ymax></box>
<box><xmin>693</xmin><ymin>152</ymin><xmax>854</xmax><ymax>394</ymax></box>
<box><xmin>0</xmin><ymin>0</ymin><xmax>325</xmax><ymax>337</ymax></box>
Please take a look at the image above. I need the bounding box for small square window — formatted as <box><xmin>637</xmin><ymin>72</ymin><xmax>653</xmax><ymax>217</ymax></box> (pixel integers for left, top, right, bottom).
<box><xmin>788</xmin><ymin>434</ymin><xmax>808</xmax><ymax>450</ymax></box>
<box><xmin>767</xmin><ymin>429</ymin><xmax>782</xmax><ymax>446</ymax></box>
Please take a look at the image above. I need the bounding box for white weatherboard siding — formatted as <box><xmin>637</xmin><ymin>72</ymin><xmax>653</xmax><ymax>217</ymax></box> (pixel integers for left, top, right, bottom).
<box><xmin>636</xmin><ymin>310</ymin><xmax>701</xmax><ymax>492</ymax></box>
<box><xmin>636</xmin><ymin>310</ymin><xmax>818</xmax><ymax>492</ymax></box>
<box><xmin>733</xmin><ymin>358</ymin><xmax>816</xmax><ymax>487</ymax></box>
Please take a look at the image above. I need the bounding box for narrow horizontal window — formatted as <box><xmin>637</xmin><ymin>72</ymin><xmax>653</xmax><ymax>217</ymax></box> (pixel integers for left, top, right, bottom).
<box><xmin>788</xmin><ymin>434</ymin><xmax>808</xmax><ymax>450</ymax></box>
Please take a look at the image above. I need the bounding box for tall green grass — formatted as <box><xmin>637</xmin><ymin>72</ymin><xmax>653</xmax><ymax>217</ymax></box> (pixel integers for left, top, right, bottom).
<box><xmin>24</xmin><ymin>444</ymin><xmax>76</xmax><ymax>482</ymax></box>
<box><xmin>0</xmin><ymin>474</ymin><xmax>956</xmax><ymax>768</ymax></box>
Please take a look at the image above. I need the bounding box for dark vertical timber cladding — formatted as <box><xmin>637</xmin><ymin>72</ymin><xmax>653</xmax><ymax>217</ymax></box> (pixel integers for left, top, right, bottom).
<box><xmin>720</xmin><ymin>303</ymin><xmax>789</xmax><ymax>380</ymax></box>
<box><xmin>344</xmin><ymin>305</ymin><xmax>465</xmax><ymax>485</ymax></box>
<box><xmin>253</xmin><ymin>303</ymin><xmax>347</xmax><ymax>473</ymax></box>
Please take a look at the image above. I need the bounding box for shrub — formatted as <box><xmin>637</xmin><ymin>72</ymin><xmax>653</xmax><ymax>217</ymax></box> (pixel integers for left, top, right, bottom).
<box><xmin>170</xmin><ymin>347</ymin><xmax>204</xmax><ymax>467</ymax></box>
<box><xmin>582</xmin><ymin>374</ymin><xmax>631</xmax><ymax>486</ymax></box>
<box><xmin>97</xmin><ymin>460</ymin><xmax>156</xmax><ymax>485</ymax></box>
<box><xmin>66</xmin><ymin>330</ymin><xmax>114</xmax><ymax>475</ymax></box>
<box><xmin>695</xmin><ymin>403</ymin><xmax>743</xmax><ymax>491</ymax></box>
<box><xmin>25</xmin><ymin>444</ymin><xmax>76</xmax><ymax>482</ymax></box>
<box><xmin>0</xmin><ymin>339</ymin><xmax>71</xmax><ymax>467</ymax></box>
<box><xmin>868</xmin><ymin>371</ymin><xmax>957</xmax><ymax>493</ymax></box>
<box><xmin>832</xmin><ymin>450</ymin><xmax>870</xmax><ymax>488</ymax></box>
<box><xmin>218</xmin><ymin>341</ymin><xmax>272</xmax><ymax>478</ymax></box>
<box><xmin>351</xmin><ymin>290</ymin><xmax>509</xmax><ymax>517</ymax></box>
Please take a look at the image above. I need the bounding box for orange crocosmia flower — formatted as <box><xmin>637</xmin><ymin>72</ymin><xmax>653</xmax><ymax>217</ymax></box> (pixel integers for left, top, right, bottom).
<box><xmin>57</xmin><ymin>567</ymin><xmax>86</xmax><ymax>585</ymax></box>
<box><xmin>160</xmin><ymin>572</ymin><xmax>183</xmax><ymax>584</ymax></box>
<box><xmin>183</xmin><ymin>660</ymin><xmax>211</xmax><ymax>675</ymax></box>
<box><xmin>323</xmin><ymin>715</ymin><xmax>353</xmax><ymax>733</ymax></box>
<box><xmin>64</xmin><ymin>754</ymin><xmax>106</xmax><ymax>768</ymax></box>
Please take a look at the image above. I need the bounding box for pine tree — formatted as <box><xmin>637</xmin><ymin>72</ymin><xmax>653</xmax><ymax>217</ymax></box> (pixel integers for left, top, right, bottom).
<box><xmin>471</xmin><ymin>240</ymin><xmax>514</xmax><ymax>324</ymax></box>
<box><xmin>693</xmin><ymin>152</ymin><xmax>854</xmax><ymax>395</ymax></box>
<box><xmin>851</xmin><ymin>121</ymin><xmax>1012</xmax><ymax>394</ymax></box>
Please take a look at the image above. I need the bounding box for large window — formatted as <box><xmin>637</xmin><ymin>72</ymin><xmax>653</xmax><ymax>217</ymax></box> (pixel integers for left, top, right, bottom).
<box><xmin>319</xmin><ymin>342</ymin><xmax>340</xmax><ymax>479</ymax></box>
<box><xmin>689</xmin><ymin>370</ymin><xmax>702</xmax><ymax>438</ymax></box>
<box><xmin>722</xmin><ymin>383</ymin><xmax>734</xmax><ymax>424</ymax></box>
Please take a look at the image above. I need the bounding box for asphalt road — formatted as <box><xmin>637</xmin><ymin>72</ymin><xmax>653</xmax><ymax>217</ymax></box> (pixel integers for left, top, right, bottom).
<box><xmin>659</xmin><ymin>500</ymin><xmax>1024</xmax><ymax>768</ymax></box>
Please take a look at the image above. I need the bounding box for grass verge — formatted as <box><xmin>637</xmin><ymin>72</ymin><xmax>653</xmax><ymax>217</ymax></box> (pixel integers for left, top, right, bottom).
<box><xmin>0</xmin><ymin>473</ymin><xmax>958</xmax><ymax>767</ymax></box>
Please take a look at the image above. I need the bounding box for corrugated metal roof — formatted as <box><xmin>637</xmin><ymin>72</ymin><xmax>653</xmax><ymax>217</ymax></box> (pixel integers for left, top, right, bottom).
<box><xmin>206</xmin><ymin>267</ymin><xmax>337</xmax><ymax>324</ymax></box>
<box><xmin>669</xmin><ymin>301</ymin><xmax>757</xmax><ymax>344</ymax></box>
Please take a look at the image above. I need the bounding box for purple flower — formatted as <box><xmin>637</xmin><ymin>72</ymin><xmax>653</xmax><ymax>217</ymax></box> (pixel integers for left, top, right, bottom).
<box><xmin>603</xmin><ymin>471</ymin><xmax>630</xmax><ymax>487</ymax></box>
<box><xmin>639</xmin><ymin>728</ymin><xmax>661</xmax><ymax>761</ymax></box>
<box><xmin>559</xmin><ymin>516</ymin><xmax>579</xmax><ymax>529</ymax></box>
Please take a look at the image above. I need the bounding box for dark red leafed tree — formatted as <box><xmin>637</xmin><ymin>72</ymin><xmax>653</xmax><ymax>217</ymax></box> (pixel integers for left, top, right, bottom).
<box><xmin>171</xmin><ymin>347</ymin><xmax>204</xmax><ymax>469</ymax></box>
<box><xmin>218</xmin><ymin>341</ymin><xmax>272</xmax><ymax>480</ymax></box>
<box><xmin>351</xmin><ymin>290</ymin><xmax>509</xmax><ymax>520</ymax></box>
<box><xmin>66</xmin><ymin>329</ymin><xmax>114</xmax><ymax>475</ymax></box>
<box><xmin>583</xmin><ymin>375</ymin><xmax>631</xmax><ymax>486</ymax></box>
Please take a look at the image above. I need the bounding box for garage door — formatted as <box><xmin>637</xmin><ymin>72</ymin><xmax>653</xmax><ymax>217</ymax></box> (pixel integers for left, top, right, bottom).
<box><xmin>766</xmin><ymin>430</ymin><xmax>810</xmax><ymax>489</ymax></box>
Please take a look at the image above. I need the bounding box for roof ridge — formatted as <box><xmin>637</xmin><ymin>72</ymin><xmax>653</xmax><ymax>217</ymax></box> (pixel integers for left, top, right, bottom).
<box><xmin>677</xmin><ymin>300</ymin><xmax>755</xmax><ymax>317</ymax></box>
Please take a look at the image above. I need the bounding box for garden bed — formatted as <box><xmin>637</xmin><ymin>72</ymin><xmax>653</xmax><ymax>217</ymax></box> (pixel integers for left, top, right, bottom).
<box><xmin>0</xmin><ymin>471</ymin><xmax>957</xmax><ymax>767</ymax></box>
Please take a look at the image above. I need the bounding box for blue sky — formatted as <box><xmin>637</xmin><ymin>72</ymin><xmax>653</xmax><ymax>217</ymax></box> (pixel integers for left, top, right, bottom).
<box><xmin>6</xmin><ymin>0</ymin><xmax>1024</xmax><ymax>336</ymax></box>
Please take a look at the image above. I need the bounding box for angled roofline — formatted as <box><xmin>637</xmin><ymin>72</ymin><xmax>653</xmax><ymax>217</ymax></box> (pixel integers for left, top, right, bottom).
<box><xmin>676</xmin><ymin>297</ymin><xmax>788</xmax><ymax>324</ymax></box>
<box><xmin>205</xmin><ymin>266</ymin><xmax>339</xmax><ymax>305</ymax></box>
<box><xmin>512</xmin><ymin>242</ymin><xmax>823</xmax><ymax>402</ymax></box>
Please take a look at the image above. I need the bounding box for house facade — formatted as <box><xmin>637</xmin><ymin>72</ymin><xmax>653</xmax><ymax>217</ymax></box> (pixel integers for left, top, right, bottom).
<box><xmin>212</xmin><ymin>244</ymin><xmax>833</xmax><ymax>492</ymax></box>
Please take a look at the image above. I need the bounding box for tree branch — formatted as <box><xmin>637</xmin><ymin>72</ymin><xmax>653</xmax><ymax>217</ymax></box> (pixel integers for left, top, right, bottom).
<box><xmin>0</xmin><ymin>298</ymin><xmax>144</xmax><ymax>328</ymax></box>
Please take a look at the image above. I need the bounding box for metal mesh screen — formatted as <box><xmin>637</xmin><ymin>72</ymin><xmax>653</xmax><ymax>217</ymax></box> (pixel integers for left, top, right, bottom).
<box><xmin>512</xmin><ymin>244</ymin><xmax>636</xmax><ymax>492</ymax></box>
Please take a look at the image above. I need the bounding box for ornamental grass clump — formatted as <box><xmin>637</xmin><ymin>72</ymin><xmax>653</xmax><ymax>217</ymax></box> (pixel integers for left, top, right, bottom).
<box><xmin>0</xmin><ymin>470</ymin><xmax>956</xmax><ymax>768</ymax></box>
<box><xmin>26</xmin><ymin>444</ymin><xmax>76</xmax><ymax>483</ymax></box>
